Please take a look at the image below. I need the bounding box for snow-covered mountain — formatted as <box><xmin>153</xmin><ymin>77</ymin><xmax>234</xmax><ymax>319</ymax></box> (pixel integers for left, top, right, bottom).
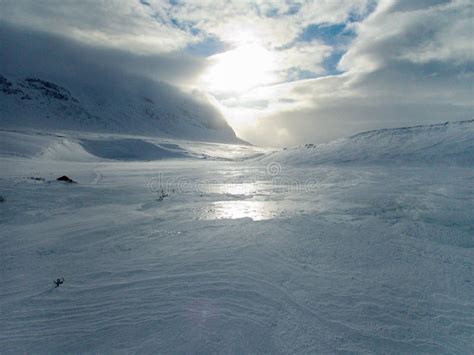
<box><xmin>0</xmin><ymin>73</ymin><xmax>243</xmax><ymax>144</ymax></box>
<box><xmin>263</xmin><ymin>120</ymin><xmax>474</xmax><ymax>166</ymax></box>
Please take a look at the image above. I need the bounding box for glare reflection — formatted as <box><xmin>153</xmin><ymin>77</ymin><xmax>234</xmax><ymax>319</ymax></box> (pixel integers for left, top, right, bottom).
<box><xmin>203</xmin><ymin>200</ymin><xmax>277</xmax><ymax>221</ymax></box>
<box><xmin>215</xmin><ymin>183</ymin><xmax>256</xmax><ymax>196</ymax></box>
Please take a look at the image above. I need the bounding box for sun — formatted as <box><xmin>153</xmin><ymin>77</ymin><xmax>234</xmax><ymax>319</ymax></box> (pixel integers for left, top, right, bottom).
<box><xmin>201</xmin><ymin>44</ymin><xmax>276</xmax><ymax>94</ymax></box>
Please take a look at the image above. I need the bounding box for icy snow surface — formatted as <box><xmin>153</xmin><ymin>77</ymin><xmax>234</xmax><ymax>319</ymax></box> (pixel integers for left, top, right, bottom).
<box><xmin>1</xmin><ymin>126</ymin><xmax>473</xmax><ymax>353</ymax></box>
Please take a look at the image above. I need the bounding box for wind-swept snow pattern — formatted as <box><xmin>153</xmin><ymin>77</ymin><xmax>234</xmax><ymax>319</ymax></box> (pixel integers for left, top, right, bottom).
<box><xmin>1</xmin><ymin>123</ymin><xmax>473</xmax><ymax>353</ymax></box>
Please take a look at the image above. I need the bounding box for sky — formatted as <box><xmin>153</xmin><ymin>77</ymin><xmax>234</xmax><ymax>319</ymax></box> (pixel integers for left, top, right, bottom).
<box><xmin>0</xmin><ymin>0</ymin><xmax>473</xmax><ymax>147</ymax></box>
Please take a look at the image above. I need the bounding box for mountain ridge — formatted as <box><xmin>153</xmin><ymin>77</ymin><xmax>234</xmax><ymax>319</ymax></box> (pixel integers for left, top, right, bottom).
<box><xmin>262</xmin><ymin>119</ymin><xmax>474</xmax><ymax>166</ymax></box>
<box><xmin>0</xmin><ymin>73</ymin><xmax>245</xmax><ymax>144</ymax></box>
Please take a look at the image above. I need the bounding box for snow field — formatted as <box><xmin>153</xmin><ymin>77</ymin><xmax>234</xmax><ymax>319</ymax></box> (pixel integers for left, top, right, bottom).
<box><xmin>1</xmin><ymin>155</ymin><xmax>473</xmax><ymax>353</ymax></box>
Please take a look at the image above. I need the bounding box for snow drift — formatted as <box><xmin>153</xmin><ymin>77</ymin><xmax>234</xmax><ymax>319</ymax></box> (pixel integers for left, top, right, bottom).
<box><xmin>263</xmin><ymin>120</ymin><xmax>474</xmax><ymax>166</ymax></box>
<box><xmin>0</xmin><ymin>130</ymin><xmax>264</xmax><ymax>162</ymax></box>
<box><xmin>0</xmin><ymin>130</ymin><xmax>190</xmax><ymax>162</ymax></box>
<box><xmin>80</xmin><ymin>139</ymin><xmax>189</xmax><ymax>161</ymax></box>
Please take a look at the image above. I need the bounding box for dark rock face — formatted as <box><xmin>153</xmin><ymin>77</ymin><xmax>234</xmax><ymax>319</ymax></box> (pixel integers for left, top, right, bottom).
<box><xmin>28</xmin><ymin>177</ymin><xmax>46</xmax><ymax>181</ymax></box>
<box><xmin>0</xmin><ymin>75</ymin><xmax>24</xmax><ymax>95</ymax></box>
<box><xmin>23</xmin><ymin>78</ymin><xmax>77</xmax><ymax>102</ymax></box>
<box><xmin>0</xmin><ymin>73</ymin><xmax>243</xmax><ymax>144</ymax></box>
<box><xmin>56</xmin><ymin>176</ymin><xmax>77</xmax><ymax>183</ymax></box>
<box><xmin>1</xmin><ymin>75</ymin><xmax>78</xmax><ymax>102</ymax></box>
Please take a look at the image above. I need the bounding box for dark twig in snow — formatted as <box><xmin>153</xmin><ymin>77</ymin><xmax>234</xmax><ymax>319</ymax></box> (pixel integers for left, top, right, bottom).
<box><xmin>54</xmin><ymin>277</ymin><xmax>65</xmax><ymax>287</ymax></box>
<box><xmin>157</xmin><ymin>189</ymin><xmax>168</xmax><ymax>201</ymax></box>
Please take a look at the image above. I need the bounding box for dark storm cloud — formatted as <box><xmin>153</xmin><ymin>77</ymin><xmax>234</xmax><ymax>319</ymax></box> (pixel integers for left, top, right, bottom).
<box><xmin>0</xmin><ymin>22</ymin><xmax>233</xmax><ymax>138</ymax></box>
<box><xmin>0</xmin><ymin>23</ymin><xmax>206</xmax><ymax>86</ymax></box>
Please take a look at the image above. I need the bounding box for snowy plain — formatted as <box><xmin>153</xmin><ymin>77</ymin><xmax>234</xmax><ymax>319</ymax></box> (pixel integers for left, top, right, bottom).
<box><xmin>1</xmin><ymin>125</ymin><xmax>473</xmax><ymax>353</ymax></box>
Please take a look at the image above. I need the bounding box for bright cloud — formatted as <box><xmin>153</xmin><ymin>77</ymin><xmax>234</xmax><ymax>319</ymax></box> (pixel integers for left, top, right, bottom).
<box><xmin>1</xmin><ymin>0</ymin><xmax>472</xmax><ymax>147</ymax></box>
<box><xmin>200</xmin><ymin>44</ymin><xmax>277</xmax><ymax>94</ymax></box>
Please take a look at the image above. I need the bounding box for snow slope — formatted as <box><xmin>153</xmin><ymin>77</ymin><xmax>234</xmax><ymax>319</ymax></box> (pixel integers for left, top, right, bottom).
<box><xmin>263</xmin><ymin>120</ymin><xmax>474</xmax><ymax>166</ymax></box>
<box><xmin>0</xmin><ymin>129</ymin><xmax>269</xmax><ymax>162</ymax></box>
<box><xmin>0</xmin><ymin>74</ymin><xmax>244</xmax><ymax>144</ymax></box>
<box><xmin>0</xmin><ymin>123</ymin><xmax>473</xmax><ymax>353</ymax></box>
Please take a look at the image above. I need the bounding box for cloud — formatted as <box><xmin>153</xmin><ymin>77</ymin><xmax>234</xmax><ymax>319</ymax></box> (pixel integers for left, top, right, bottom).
<box><xmin>1</xmin><ymin>0</ymin><xmax>471</xmax><ymax>147</ymax></box>
<box><xmin>275</xmin><ymin>40</ymin><xmax>332</xmax><ymax>75</ymax></box>
<box><xmin>0</xmin><ymin>22</ymin><xmax>206</xmax><ymax>86</ymax></box>
<box><xmin>0</xmin><ymin>0</ymin><xmax>372</xmax><ymax>66</ymax></box>
<box><xmin>224</xmin><ymin>0</ymin><xmax>474</xmax><ymax>147</ymax></box>
<box><xmin>0</xmin><ymin>0</ymin><xmax>193</xmax><ymax>53</ymax></box>
<box><xmin>0</xmin><ymin>22</ymin><xmax>237</xmax><ymax>139</ymax></box>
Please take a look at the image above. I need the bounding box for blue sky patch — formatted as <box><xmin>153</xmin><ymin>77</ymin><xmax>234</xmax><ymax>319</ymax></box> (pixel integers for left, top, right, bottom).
<box><xmin>286</xmin><ymin>67</ymin><xmax>318</xmax><ymax>82</ymax></box>
<box><xmin>263</xmin><ymin>1</ymin><xmax>301</xmax><ymax>17</ymax></box>
<box><xmin>294</xmin><ymin>23</ymin><xmax>353</xmax><ymax>76</ymax></box>
<box><xmin>322</xmin><ymin>50</ymin><xmax>345</xmax><ymax>75</ymax></box>
<box><xmin>185</xmin><ymin>36</ymin><xmax>229</xmax><ymax>57</ymax></box>
<box><xmin>348</xmin><ymin>0</ymin><xmax>377</xmax><ymax>22</ymax></box>
<box><xmin>169</xmin><ymin>18</ymin><xmax>200</xmax><ymax>35</ymax></box>
<box><xmin>265</xmin><ymin>7</ymin><xmax>280</xmax><ymax>17</ymax></box>
<box><xmin>298</xmin><ymin>23</ymin><xmax>355</xmax><ymax>46</ymax></box>
<box><xmin>285</xmin><ymin>49</ymin><xmax>346</xmax><ymax>81</ymax></box>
